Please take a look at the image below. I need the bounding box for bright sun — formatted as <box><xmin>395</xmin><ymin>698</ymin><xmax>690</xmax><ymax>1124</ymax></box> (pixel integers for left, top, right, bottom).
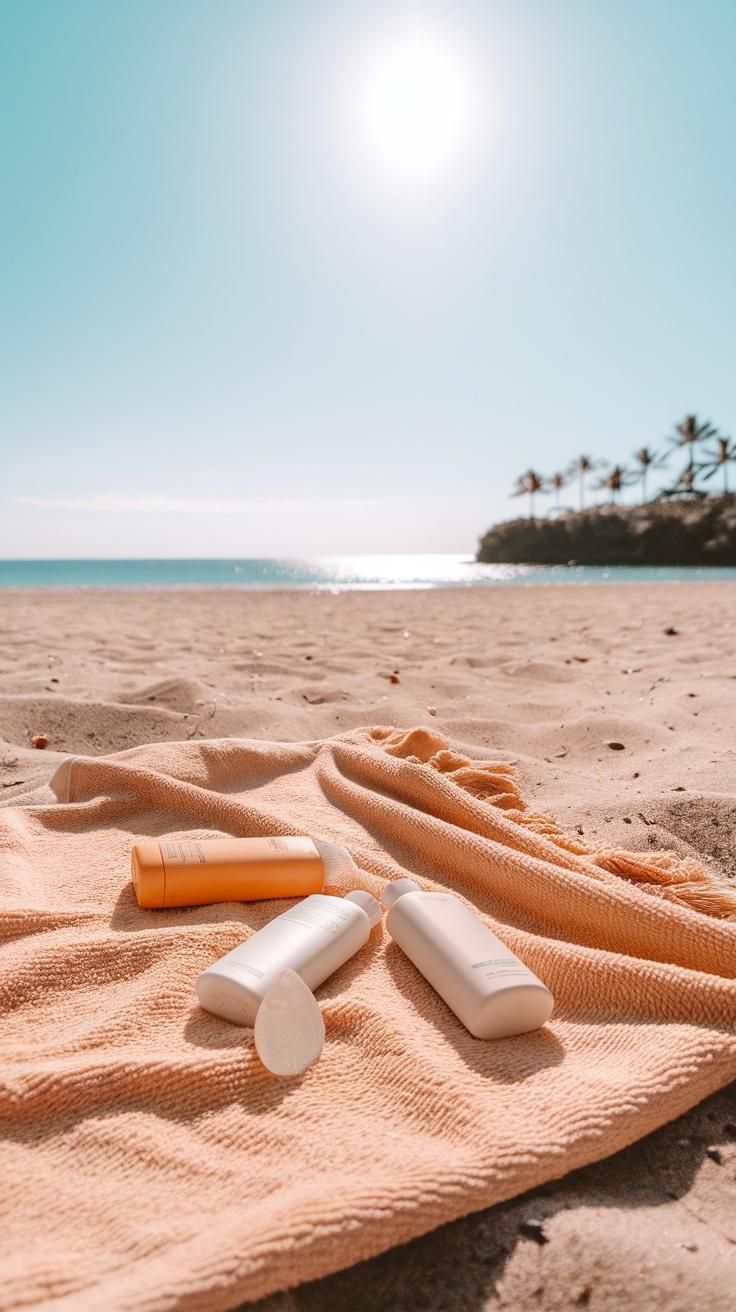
<box><xmin>359</xmin><ymin>36</ymin><xmax>470</xmax><ymax>181</ymax></box>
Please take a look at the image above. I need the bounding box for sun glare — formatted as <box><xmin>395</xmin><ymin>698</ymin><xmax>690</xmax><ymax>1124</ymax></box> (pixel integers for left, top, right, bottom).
<box><xmin>359</xmin><ymin>35</ymin><xmax>470</xmax><ymax>181</ymax></box>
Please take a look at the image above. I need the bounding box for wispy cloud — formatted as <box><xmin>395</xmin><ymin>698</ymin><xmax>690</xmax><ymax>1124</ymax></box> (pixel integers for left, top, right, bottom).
<box><xmin>7</xmin><ymin>494</ymin><xmax>378</xmax><ymax>515</ymax></box>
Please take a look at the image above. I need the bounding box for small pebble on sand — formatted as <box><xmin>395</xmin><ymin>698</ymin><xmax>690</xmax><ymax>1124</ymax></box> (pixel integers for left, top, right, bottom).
<box><xmin>31</xmin><ymin>735</ymin><xmax>48</xmax><ymax>749</ymax></box>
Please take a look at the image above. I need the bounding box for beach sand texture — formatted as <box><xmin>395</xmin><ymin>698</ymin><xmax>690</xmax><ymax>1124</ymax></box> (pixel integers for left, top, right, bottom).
<box><xmin>1</xmin><ymin>583</ymin><xmax>735</xmax><ymax>1312</ymax></box>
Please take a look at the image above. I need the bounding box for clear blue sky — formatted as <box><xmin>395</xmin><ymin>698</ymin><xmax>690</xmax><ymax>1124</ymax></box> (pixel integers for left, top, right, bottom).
<box><xmin>1</xmin><ymin>0</ymin><xmax>734</xmax><ymax>557</ymax></box>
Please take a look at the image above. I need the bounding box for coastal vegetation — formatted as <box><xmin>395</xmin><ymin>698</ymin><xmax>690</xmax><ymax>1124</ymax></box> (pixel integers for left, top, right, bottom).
<box><xmin>478</xmin><ymin>415</ymin><xmax>736</xmax><ymax>565</ymax></box>
<box><xmin>477</xmin><ymin>495</ymin><xmax>736</xmax><ymax>566</ymax></box>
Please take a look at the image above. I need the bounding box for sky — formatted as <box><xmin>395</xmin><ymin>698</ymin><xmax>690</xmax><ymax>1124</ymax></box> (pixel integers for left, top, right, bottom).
<box><xmin>1</xmin><ymin>0</ymin><xmax>734</xmax><ymax>558</ymax></box>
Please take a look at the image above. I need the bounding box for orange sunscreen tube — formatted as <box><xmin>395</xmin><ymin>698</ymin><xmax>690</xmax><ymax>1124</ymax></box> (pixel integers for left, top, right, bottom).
<box><xmin>131</xmin><ymin>836</ymin><xmax>352</xmax><ymax>909</ymax></box>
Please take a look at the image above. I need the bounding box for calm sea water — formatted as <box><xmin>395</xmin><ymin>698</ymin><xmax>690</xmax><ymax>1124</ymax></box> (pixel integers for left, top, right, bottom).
<box><xmin>1</xmin><ymin>556</ymin><xmax>735</xmax><ymax>589</ymax></box>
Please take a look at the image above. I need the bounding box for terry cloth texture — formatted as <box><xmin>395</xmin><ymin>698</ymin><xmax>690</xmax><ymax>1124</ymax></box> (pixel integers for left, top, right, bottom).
<box><xmin>1</xmin><ymin>725</ymin><xmax>736</xmax><ymax>1312</ymax></box>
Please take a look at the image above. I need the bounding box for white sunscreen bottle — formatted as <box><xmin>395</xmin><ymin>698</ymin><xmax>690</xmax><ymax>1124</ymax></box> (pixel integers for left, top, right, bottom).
<box><xmin>382</xmin><ymin>879</ymin><xmax>554</xmax><ymax>1040</ymax></box>
<box><xmin>196</xmin><ymin>889</ymin><xmax>382</xmax><ymax>1026</ymax></box>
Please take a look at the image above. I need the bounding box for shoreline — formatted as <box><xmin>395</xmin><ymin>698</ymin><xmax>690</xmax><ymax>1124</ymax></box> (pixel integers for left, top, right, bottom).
<box><xmin>2</xmin><ymin>574</ymin><xmax>736</xmax><ymax>593</ymax></box>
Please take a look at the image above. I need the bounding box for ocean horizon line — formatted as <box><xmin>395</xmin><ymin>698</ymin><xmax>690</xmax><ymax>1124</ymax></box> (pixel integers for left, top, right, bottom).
<box><xmin>1</xmin><ymin>556</ymin><xmax>736</xmax><ymax>590</ymax></box>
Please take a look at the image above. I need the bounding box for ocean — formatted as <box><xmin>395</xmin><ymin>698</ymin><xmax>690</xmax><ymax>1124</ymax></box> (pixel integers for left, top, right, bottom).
<box><xmin>1</xmin><ymin>556</ymin><xmax>735</xmax><ymax>589</ymax></box>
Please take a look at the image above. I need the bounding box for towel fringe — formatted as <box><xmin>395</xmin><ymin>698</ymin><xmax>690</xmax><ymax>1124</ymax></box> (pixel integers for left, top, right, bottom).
<box><xmin>499</xmin><ymin>804</ymin><xmax>736</xmax><ymax>918</ymax></box>
<box><xmin>365</xmin><ymin>727</ymin><xmax>736</xmax><ymax>922</ymax></box>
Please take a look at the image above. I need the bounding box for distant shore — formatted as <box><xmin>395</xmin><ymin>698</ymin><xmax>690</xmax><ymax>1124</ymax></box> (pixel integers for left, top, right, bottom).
<box><xmin>477</xmin><ymin>494</ymin><xmax>736</xmax><ymax>566</ymax></box>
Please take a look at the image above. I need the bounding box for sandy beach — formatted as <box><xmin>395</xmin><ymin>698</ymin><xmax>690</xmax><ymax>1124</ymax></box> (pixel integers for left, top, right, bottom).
<box><xmin>1</xmin><ymin>582</ymin><xmax>735</xmax><ymax>1311</ymax></box>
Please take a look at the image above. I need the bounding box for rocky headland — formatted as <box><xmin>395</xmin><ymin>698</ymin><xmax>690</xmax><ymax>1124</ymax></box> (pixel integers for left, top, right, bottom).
<box><xmin>477</xmin><ymin>494</ymin><xmax>736</xmax><ymax>566</ymax></box>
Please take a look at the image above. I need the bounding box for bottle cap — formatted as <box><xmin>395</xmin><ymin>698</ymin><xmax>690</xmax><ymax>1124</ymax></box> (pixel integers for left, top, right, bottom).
<box><xmin>131</xmin><ymin>843</ymin><xmax>165</xmax><ymax>908</ymax></box>
<box><xmin>344</xmin><ymin>889</ymin><xmax>382</xmax><ymax>927</ymax></box>
<box><xmin>312</xmin><ymin>838</ymin><xmax>357</xmax><ymax>884</ymax></box>
<box><xmin>381</xmin><ymin>878</ymin><xmax>421</xmax><ymax>909</ymax></box>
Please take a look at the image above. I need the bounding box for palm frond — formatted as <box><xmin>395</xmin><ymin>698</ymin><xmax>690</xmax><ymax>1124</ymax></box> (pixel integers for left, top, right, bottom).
<box><xmin>668</xmin><ymin>414</ymin><xmax>719</xmax><ymax>449</ymax></box>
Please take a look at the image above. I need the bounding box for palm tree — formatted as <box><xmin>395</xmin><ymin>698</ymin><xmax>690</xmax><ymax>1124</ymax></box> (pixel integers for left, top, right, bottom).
<box><xmin>566</xmin><ymin>455</ymin><xmax>604</xmax><ymax>511</ymax></box>
<box><xmin>668</xmin><ymin>415</ymin><xmax>719</xmax><ymax>483</ymax></box>
<box><xmin>595</xmin><ymin>464</ymin><xmax>634</xmax><ymax>503</ymax></box>
<box><xmin>701</xmin><ymin>436</ymin><xmax>736</xmax><ymax>494</ymax></box>
<box><xmin>511</xmin><ymin>470</ymin><xmax>544</xmax><ymax>519</ymax></box>
<box><xmin>660</xmin><ymin>464</ymin><xmax>706</xmax><ymax>498</ymax></box>
<box><xmin>546</xmin><ymin>471</ymin><xmax>569</xmax><ymax>511</ymax></box>
<box><xmin>632</xmin><ymin>447</ymin><xmax>667</xmax><ymax>504</ymax></box>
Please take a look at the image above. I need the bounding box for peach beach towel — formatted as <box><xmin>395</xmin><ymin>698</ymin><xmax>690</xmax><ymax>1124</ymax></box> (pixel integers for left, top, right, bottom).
<box><xmin>1</xmin><ymin>725</ymin><xmax>736</xmax><ymax>1312</ymax></box>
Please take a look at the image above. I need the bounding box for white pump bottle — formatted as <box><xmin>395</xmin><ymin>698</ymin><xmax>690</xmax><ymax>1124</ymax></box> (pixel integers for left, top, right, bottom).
<box><xmin>382</xmin><ymin>879</ymin><xmax>553</xmax><ymax>1040</ymax></box>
